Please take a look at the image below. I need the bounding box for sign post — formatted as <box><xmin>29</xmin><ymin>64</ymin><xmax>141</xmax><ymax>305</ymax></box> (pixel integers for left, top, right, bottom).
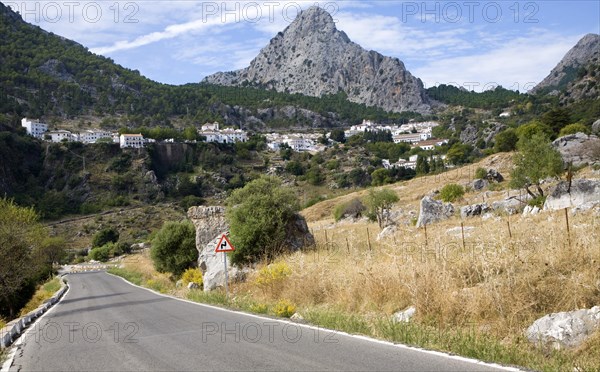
<box><xmin>214</xmin><ymin>234</ymin><xmax>235</xmax><ymax>300</ymax></box>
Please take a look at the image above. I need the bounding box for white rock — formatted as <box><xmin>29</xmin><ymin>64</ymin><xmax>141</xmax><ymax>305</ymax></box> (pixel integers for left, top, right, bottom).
<box><xmin>526</xmin><ymin>306</ymin><xmax>600</xmax><ymax>349</ymax></box>
<box><xmin>393</xmin><ymin>306</ymin><xmax>416</xmax><ymax>323</ymax></box>
<box><xmin>187</xmin><ymin>282</ymin><xmax>200</xmax><ymax>290</ymax></box>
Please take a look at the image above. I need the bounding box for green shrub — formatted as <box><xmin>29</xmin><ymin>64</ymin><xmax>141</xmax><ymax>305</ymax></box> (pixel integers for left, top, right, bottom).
<box><xmin>333</xmin><ymin>198</ymin><xmax>366</xmax><ymax>221</ymax></box>
<box><xmin>439</xmin><ymin>184</ymin><xmax>465</xmax><ymax>202</ymax></box>
<box><xmin>474</xmin><ymin>167</ymin><xmax>487</xmax><ymax>180</ymax></box>
<box><xmin>226</xmin><ymin>176</ymin><xmax>299</xmax><ymax>265</ymax></box>
<box><xmin>92</xmin><ymin>227</ymin><xmax>119</xmax><ymax>248</ymax></box>
<box><xmin>528</xmin><ymin>195</ymin><xmax>547</xmax><ymax>208</ymax></box>
<box><xmin>273</xmin><ymin>299</ymin><xmax>296</xmax><ymax>318</ymax></box>
<box><xmin>89</xmin><ymin>245</ymin><xmax>111</xmax><ymax>262</ymax></box>
<box><xmin>150</xmin><ymin>220</ymin><xmax>197</xmax><ymax>276</ymax></box>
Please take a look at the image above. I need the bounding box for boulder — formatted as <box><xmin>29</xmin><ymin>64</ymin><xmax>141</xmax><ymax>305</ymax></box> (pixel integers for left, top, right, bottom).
<box><xmin>188</xmin><ymin>206</ymin><xmax>230</xmax><ymax>291</ymax></box>
<box><xmin>571</xmin><ymin>201</ymin><xmax>600</xmax><ymax>215</ymax></box>
<box><xmin>377</xmin><ymin>225</ymin><xmax>397</xmax><ymax>241</ymax></box>
<box><xmin>592</xmin><ymin>119</ymin><xmax>600</xmax><ymax>134</ymax></box>
<box><xmin>187</xmin><ymin>282</ymin><xmax>200</xmax><ymax>290</ymax></box>
<box><xmin>460</xmin><ymin>203</ymin><xmax>490</xmax><ymax>219</ymax></box>
<box><xmin>486</xmin><ymin>169</ymin><xmax>504</xmax><ymax>183</ymax></box>
<box><xmin>285</xmin><ymin>213</ymin><xmax>315</xmax><ymax>251</ymax></box>
<box><xmin>522</xmin><ymin>205</ymin><xmax>541</xmax><ymax>216</ymax></box>
<box><xmin>472</xmin><ymin>179</ymin><xmax>489</xmax><ymax>191</ymax></box>
<box><xmin>544</xmin><ymin>179</ymin><xmax>600</xmax><ymax>210</ymax></box>
<box><xmin>492</xmin><ymin>195</ymin><xmax>530</xmax><ymax>215</ymax></box>
<box><xmin>416</xmin><ymin>196</ymin><xmax>454</xmax><ymax>227</ymax></box>
<box><xmin>552</xmin><ymin>133</ymin><xmax>600</xmax><ymax>167</ymax></box>
<box><xmin>393</xmin><ymin>306</ymin><xmax>416</xmax><ymax>323</ymax></box>
<box><xmin>526</xmin><ymin>306</ymin><xmax>600</xmax><ymax>349</ymax></box>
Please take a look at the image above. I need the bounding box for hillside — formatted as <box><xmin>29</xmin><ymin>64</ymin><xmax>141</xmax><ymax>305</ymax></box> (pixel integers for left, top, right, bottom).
<box><xmin>204</xmin><ymin>6</ymin><xmax>431</xmax><ymax>114</ymax></box>
<box><xmin>0</xmin><ymin>3</ymin><xmax>418</xmax><ymax>129</ymax></box>
<box><xmin>531</xmin><ymin>33</ymin><xmax>600</xmax><ymax>96</ymax></box>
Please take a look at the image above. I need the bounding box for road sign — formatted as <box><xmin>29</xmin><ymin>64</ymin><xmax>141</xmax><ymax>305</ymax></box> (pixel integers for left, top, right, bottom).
<box><xmin>215</xmin><ymin>234</ymin><xmax>235</xmax><ymax>253</ymax></box>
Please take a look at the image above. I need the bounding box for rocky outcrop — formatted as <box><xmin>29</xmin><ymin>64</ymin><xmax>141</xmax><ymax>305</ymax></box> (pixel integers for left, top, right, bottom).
<box><xmin>531</xmin><ymin>34</ymin><xmax>600</xmax><ymax>94</ymax></box>
<box><xmin>187</xmin><ymin>206</ymin><xmax>231</xmax><ymax>291</ymax></box>
<box><xmin>526</xmin><ymin>306</ymin><xmax>600</xmax><ymax>349</ymax></box>
<box><xmin>544</xmin><ymin>179</ymin><xmax>600</xmax><ymax>210</ymax></box>
<box><xmin>376</xmin><ymin>225</ymin><xmax>397</xmax><ymax>241</ymax></box>
<box><xmin>416</xmin><ymin>196</ymin><xmax>454</xmax><ymax>227</ymax></box>
<box><xmin>204</xmin><ymin>6</ymin><xmax>431</xmax><ymax>114</ymax></box>
<box><xmin>472</xmin><ymin>179</ymin><xmax>489</xmax><ymax>191</ymax></box>
<box><xmin>485</xmin><ymin>169</ymin><xmax>504</xmax><ymax>183</ymax></box>
<box><xmin>492</xmin><ymin>195</ymin><xmax>530</xmax><ymax>215</ymax></box>
<box><xmin>187</xmin><ymin>206</ymin><xmax>314</xmax><ymax>291</ymax></box>
<box><xmin>552</xmin><ymin>133</ymin><xmax>600</xmax><ymax>167</ymax></box>
<box><xmin>460</xmin><ymin>203</ymin><xmax>490</xmax><ymax>219</ymax></box>
<box><xmin>592</xmin><ymin>119</ymin><xmax>600</xmax><ymax>134</ymax></box>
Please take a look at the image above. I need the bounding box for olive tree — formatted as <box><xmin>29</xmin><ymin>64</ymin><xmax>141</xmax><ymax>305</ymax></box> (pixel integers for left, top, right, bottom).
<box><xmin>509</xmin><ymin>133</ymin><xmax>563</xmax><ymax>198</ymax></box>
<box><xmin>364</xmin><ymin>188</ymin><xmax>399</xmax><ymax>229</ymax></box>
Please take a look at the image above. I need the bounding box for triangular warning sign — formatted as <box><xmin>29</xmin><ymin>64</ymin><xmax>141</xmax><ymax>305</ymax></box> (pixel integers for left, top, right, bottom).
<box><xmin>215</xmin><ymin>234</ymin><xmax>235</xmax><ymax>252</ymax></box>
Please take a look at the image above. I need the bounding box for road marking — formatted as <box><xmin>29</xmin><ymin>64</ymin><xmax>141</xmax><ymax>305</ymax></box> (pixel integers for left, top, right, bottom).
<box><xmin>107</xmin><ymin>272</ymin><xmax>523</xmax><ymax>372</ymax></box>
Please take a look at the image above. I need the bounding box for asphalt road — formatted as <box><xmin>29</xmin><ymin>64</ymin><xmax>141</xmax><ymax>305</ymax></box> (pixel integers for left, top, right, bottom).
<box><xmin>9</xmin><ymin>272</ymin><xmax>512</xmax><ymax>371</ymax></box>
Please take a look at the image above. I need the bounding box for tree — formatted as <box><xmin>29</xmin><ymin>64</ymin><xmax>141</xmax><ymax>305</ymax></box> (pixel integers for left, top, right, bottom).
<box><xmin>183</xmin><ymin>126</ymin><xmax>199</xmax><ymax>141</ymax></box>
<box><xmin>541</xmin><ymin>107</ymin><xmax>571</xmax><ymax>136</ymax></box>
<box><xmin>329</xmin><ymin>128</ymin><xmax>346</xmax><ymax>143</ymax></box>
<box><xmin>92</xmin><ymin>227</ymin><xmax>119</xmax><ymax>248</ymax></box>
<box><xmin>150</xmin><ymin>220</ymin><xmax>197</xmax><ymax>276</ymax></box>
<box><xmin>494</xmin><ymin>128</ymin><xmax>518</xmax><ymax>152</ymax></box>
<box><xmin>509</xmin><ymin>133</ymin><xmax>563</xmax><ymax>198</ymax></box>
<box><xmin>226</xmin><ymin>176</ymin><xmax>300</xmax><ymax>265</ymax></box>
<box><xmin>364</xmin><ymin>189</ymin><xmax>399</xmax><ymax>229</ymax></box>
<box><xmin>446</xmin><ymin>143</ymin><xmax>473</xmax><ymax>165</ymax></box>
<box><xmin>371</xmin><ymin>168</ymin><xmax>391</xmax><ymax>186</ymax></box>
<box><xmin>415</xmin><ymin>155</ymin><xmax>430</xmax><ymax>175</ymax></box>
<box><xmin>0</xmin><ymin>198</ymin><xmax>45</xmax><ymax>317</ymax></box>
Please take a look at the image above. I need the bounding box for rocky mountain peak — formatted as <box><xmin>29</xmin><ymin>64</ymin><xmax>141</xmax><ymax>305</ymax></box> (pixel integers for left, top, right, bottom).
<box><xmin>531</xmin><ymin>33</ymin><xmax>600</xmax><ymax>94</ymax></box>
<box><xmin>203</xmin><ymin>7</ymin><xmax>431</xmax><ymax>114</ymax></box>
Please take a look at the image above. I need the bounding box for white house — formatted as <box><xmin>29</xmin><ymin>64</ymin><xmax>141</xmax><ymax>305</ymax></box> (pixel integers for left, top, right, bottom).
<box><xmin>201</xmin><ymin>122</ymin><xmax>220</xmax><ymax>131</ymax></box>
<box><xmin>47</xmin><ymin>130</ymin><xmax>75</xmax><ymax>143</ymax></box>
<box><xmin>119</xmin><ymin>134</ymin><xmax>145</xmax><ymax>148</ymax></box>
<box><xmin>78</xmin><ymin>130</ymin><xmax>113</xmax><ymax>144</ymax></box>
<box><xmin>221</xmin><ymin>129</ymin><xmax>248</xmax><ymax>143</ymax></box>
<box><xmin>283</xmin><ymin>136</ymin><xmax>314</xmax><ymax>152</ymax></box>
<box><xmin>21</xmin><ymin>118</ymin><xmax>48</xmax><ymax>138</ymax></box>
<box><xmin>412</xmin><ymin>139</ymin><xmax>449</xmax><ymax>151</ymax></box>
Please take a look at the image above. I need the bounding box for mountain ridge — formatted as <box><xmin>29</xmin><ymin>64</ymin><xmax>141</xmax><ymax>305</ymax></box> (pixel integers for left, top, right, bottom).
<box><xmin>531</xmin><ymin>33</ymin><xmax>600</xmax><ymax>94</ymax></box>
<box><xmin>203</xmin><ymin>6</ymin><xmax>432</xmax><ymax>114</ymax></box>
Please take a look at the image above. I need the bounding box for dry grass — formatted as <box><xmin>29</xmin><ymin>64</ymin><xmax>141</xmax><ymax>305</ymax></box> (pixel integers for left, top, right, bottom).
<box><xmin>302</xmin><ymin>153</ymin><xmax>516</xmax><ymax>222</ymax></box>
<box><xmin>18</xmin><ymin>277</ymin><xmax>62</xmax><ymax>317</ymax></box>
<box><xmin>108</xmin><ymin>250</ymin><xmax>176</xmax><ymax>294</ymax></box>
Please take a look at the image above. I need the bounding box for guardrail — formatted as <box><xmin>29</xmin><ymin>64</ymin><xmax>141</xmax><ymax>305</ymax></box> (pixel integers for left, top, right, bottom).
<box><xmin>0</xmin><ymin>276</ymin><xmax>69</xmax><ymax>349</ymax></box>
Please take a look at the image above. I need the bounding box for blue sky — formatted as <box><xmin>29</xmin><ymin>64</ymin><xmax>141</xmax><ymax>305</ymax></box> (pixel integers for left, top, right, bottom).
<box><xmin>5</xmin><ymin>1</ymin><xmax>600</xmax><ymax>92</ymax></box>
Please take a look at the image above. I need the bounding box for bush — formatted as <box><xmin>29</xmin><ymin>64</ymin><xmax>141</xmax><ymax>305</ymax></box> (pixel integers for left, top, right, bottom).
<box><xmin>226</xmin><ymin>176</ymin><xmax>299</xmax><ymax>265</ymax></box>
<box><xmin>528</xmin><ymin>195</ymin><xmax>547</xmax><ymax>208</ymax></box>
<box><xmin>181</xmin><ymin>268</ymin><xmax>203</xmax><ymax>287</ymax></box>
<box><xmin>559</xmin><ymin>123</ymin><xmax>590</xmax><ymax>137</ymax></box>
<box><xmin>89</xmin><ymin>245</ymin><xmax>111</xmax><ymax>262</ymax></box>
<box><xmin>439</xmin><ymin>184</ymin><xmax>465</xmax><ymax>202</ymax></box>
<box><xmin>179</xmin><ymin>195</ymin><xmax>203</xmax><ymax>211</ymax></box>
<box><xmin>255</xmin><ymin>262</ymin><xmax>292</xmax><ymax>294</ymax></box>
<box><xmin>92</xmin><ymin>227</ymin><xmax>119</xmax><ymax>248</ymax></box>
<box><xmin>494</xmin><ymin>128</ymin><xmax>519</xmax><ymax>152</ymax></box>
<box><xmin>474</xmin><ymin>167</ymin><xmax>487</xmax><ymax>180</ymax></box>
<box><xmin>273</xmin><ymin>299</ymin><xmax>296</xmax><ymax>318</ymax></box>
<box><xmin>333</xmin><ymin>198</ymin><xmax>366</xmax><ymax>221</ymax></box>
<box><xmin>150</xmin><ymin>220</ymin><xmax>197</xmax><ymax>276</ymax></box>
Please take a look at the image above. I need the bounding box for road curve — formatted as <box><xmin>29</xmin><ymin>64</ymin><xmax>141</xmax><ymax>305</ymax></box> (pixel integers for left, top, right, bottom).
<box><xmin>9</xmin><ymin>272</ymin><xmax>511</xmax><ymax>371</ymax></box>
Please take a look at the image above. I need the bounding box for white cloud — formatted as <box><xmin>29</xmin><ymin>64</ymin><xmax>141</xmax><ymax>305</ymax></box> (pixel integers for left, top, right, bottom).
<box><xmin>413</xmin><ymin>31</ymin><xmax>583</xmax><ymax>92</ymax></box>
